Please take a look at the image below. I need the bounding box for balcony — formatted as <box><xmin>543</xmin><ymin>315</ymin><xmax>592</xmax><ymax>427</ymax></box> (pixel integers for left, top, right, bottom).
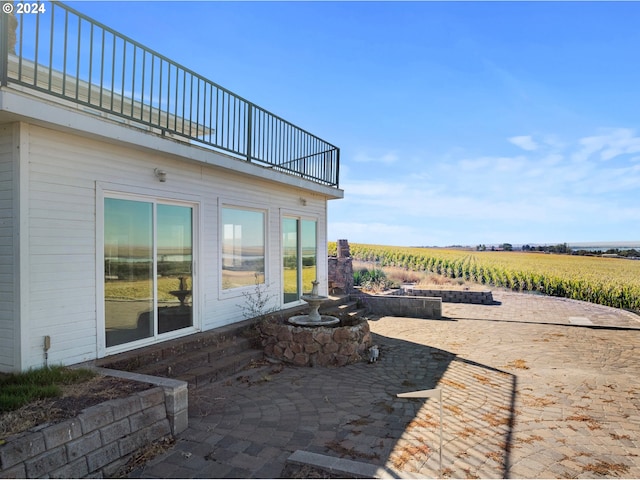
<box><xmin>0</xmin><ymin>2</ymin><xmax>340</xmax><ymax>187</ymax></box>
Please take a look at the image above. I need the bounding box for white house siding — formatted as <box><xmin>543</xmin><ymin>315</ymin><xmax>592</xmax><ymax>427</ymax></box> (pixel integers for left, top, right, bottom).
<box><xmin>21</xmin><ymin>122</ymin><xmax>329</xmax><ymax>370</ymax></box>
<box><xmin>0</xmin><ymin>124</ymin><xmax>16</xmax><ymax>371</ymax></box>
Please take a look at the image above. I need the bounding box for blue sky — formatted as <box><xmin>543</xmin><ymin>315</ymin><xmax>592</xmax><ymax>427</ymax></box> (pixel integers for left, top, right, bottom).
<box><xmin>70</xmin><ymin>1</ymin><xmax>640</xmax><ymax>247</ymax></box>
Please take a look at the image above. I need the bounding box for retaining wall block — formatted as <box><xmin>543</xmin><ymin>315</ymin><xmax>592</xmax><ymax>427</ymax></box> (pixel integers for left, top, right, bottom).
<box><xmin>42</xmin><ymin>420</ymin><xmax>82</xmax><ymax>450</ymax></box>
<box><xmin>138</xmin><ymin>388</ymin><xmax>165</xmax><ymax>409</ymax></box>
<box><xmin>0</xmin><ymin>462</ymin><xmax>26</xmax><ymax>479</ymax></box>
<box><xmin>129</xmin><ymin>404</ymin><xmax>167</xmax><ymax>432</ymax></box>
<box><xmin>65</xmin><ymin>430</ymin><xmax>101</xmax><ymax>461</ymax></box>
<box><xmin>86</xmin><ymin>442</ymin><xmax>120</xmax><ymax>472</ymax></box>
<box><xmin>0</xmin><ymin>433</ymin><xmax>46</xmax><ymax>470</ymax></box>
<box><xmin>104</xmin><ymin>395</ymin><xmax>143</xmax><ymax>421</ymax></box>
<box><xmin>78</xmin><ymin>404</ymin><xmax>115</xmax><ymax>433</ymax></box>
<box><xmin>164</xmin><ymin>384</ymin><xmax>188</xmax><ymax>414</ymax></box>
<box><xmin>167</xmin><ymin>409</ymin><xmax>189</xmax><ymax>436</ymax></box>
<box><xmin>101</xmin><ymin>457</ymin><xmax>128</xmax><ymax>478</ymax></box>
<box><xmin>117</xmin><ymin>420</ymin><xmax>170</xmax><ymax>458</ymax></box>
<box><xmin>49</xmin><ymin>457</ymin><xmax>88</xmax><ymax>479</ymax></box>
<box><xmin>99</xmin><ymin>418</ymin><xmax>131</xmax><ymax>445</ymax></box>
<box><xmin>24</xmin><ymin>446</ymin><xmax>67</xmax><ymax>478</ymax></box>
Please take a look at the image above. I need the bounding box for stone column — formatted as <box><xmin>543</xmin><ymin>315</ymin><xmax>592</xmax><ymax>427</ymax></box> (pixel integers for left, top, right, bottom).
<box><xmin>328</xmin><ymin>240</ymin><xmax>353</xmax><ymax>294</ymax></box>
<box><xmin>337</xmin><ymin>239</ymin><xmax>351</xmax><ymax>258</ymax></box>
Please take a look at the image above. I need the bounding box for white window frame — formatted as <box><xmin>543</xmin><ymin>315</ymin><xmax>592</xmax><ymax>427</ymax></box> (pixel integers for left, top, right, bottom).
<box><xmin>96</xmin><ymin>184</ymin><xmax>201</xmax><ymax>357</ymax></box>
<box><xmin>280</xmin><ymin>210</ymin><xmax>319</xmax><ymax>306</ymax></box>
<box><xmin>218</xmin><ymin>200</ymin><xmax>269</xmax><ymax>300</ymax></box>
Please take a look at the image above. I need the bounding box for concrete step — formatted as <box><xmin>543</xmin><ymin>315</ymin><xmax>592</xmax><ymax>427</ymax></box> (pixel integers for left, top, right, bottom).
<box><xmin>320</xmin><ymin>299</ymin><xmax>363</xmax><ymax>319</ymax></box>
<box><xmin>97</xmin><ymin>318</ymin><xmax>265</xmax><ymax>388</ymax></box>
<box><xmin>135</xmin><ymin>335</ymin><xmax>257</xmax><ymax>378</ymax></box>
<box><xmin>177</xmin><ymin>349</ymin><xmax>266</xmax><ymax>388</ymax></box>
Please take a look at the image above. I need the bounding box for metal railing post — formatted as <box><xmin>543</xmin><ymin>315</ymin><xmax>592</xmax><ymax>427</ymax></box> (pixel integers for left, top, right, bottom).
<box><xmin>335</xmin><ymin>148</ymin><xmax>340</xmax><ymax>188</ymax></box>
<box><xmin>0</xmin><ymin>9</ymin><xmax>10</xmax><ymax>86</ymax></box>
<box><xmin>246</xmin><ymin>103</ymin><xmax>253</xmax><ymax>162</ymax></box>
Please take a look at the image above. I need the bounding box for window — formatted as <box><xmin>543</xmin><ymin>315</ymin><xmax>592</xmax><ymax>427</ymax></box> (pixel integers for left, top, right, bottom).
<box><xmin>222</xmin><ymin>206</ymin><xmax>265</xmax><ymax>289</ymax></box>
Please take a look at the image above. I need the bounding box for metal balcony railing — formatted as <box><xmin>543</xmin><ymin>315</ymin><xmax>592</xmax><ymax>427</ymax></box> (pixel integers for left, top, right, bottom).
<box><xmin>0</xmin><ymin>2</ymin><xmax>340</xmax><ymax>187</ymax></box>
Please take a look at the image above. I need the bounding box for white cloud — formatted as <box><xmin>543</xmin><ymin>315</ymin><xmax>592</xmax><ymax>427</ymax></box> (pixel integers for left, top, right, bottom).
<box><xmin>573</xmin><ymin>128</ymin><xmax>640</xmax><ymax>163</ymax></box>
<box><xmin>330</xmin><ymin>127</ymin><xmax>640</xmax><ymax>245</ymax></box>
<box><xmin>509</xmin><ymin>135</ymin><xmax>538</xmax><ymax>151</ymax></box>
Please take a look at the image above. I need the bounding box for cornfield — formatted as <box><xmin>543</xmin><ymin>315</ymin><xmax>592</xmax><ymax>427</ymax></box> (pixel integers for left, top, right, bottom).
<box><xmin>330</xmin><ymin>243</ymin><xmax>640</xmax><ymax>313</ymax></box>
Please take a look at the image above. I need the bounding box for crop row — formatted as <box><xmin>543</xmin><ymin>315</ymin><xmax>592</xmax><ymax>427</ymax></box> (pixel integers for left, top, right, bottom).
<box><xmin>330</xmin><ymin>243</ymin><xmax>640</xmax><ymax>313</ymax></box>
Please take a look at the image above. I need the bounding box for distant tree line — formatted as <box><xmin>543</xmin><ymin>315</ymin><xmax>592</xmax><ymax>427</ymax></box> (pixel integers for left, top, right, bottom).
<box><xmin>476</xmin><ymin>243</ymin><xmax>514</xmax><ymax>251</ymax></box>
<box><xmin>521</xmin><ymin>243</ymin><xmax>571</xmax><ymax>254</ymax></box>
<box><xmin>573</xmin><ymin>248</ymin><xmax>640</xmax><ymax>258</ymax></box>
<box><xmin>475</xmin><ymin>243</ymin><xmax>639</xmax><ymax>259</ymax></box>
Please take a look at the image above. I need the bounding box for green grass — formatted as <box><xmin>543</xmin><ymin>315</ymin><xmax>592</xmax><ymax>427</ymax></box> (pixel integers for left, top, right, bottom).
<box><xmin>105</xmin><ymin>276</ymin><xmax>187</xmax><ymax>301</ymax></box>
<box><xmin>0</xmin><ymin>366</ymin><xmax>96</xmax><ymax>413</ymax></box>
<box><xmin>283</xmin><ymin>266</ymin><xmax>317</xmax><ymax>295</ymax></box>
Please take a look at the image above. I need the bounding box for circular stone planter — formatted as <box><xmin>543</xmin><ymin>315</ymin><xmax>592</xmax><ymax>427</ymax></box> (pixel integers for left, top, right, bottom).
<box><xmin>259</xmin><ymin>319</ymin><xmax>372</xmax><ymax>367</ymax></box>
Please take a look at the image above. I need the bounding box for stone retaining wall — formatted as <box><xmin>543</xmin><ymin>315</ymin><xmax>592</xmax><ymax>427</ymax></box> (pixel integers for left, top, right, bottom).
<box><xmin>404</xmin><ymin>287</ymin><xmax>494</xmax><ymax>305</ymax></box>
<box><xmin>0</xmin><ymin>371</ymin><xmax>188</xmax><ymax>479</ymax></box>
<box><xmin>0</xmin><ymin>388</ymin><xmax>167</xmax><ymax>478</ymax></box>
<box><xmin>260</xmin><ymin>321</ymin><xmax>371</xmax><ymax>367</ymax></box>
<box><xmin>353</xmin><ymin>293</ymin><xmax>442</xmax><ymax>319</ymax></box>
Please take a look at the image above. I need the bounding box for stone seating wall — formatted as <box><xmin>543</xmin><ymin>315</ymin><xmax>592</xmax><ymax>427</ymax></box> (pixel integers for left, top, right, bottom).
<box><xmin>404</xmin><ymin>287</ymin><xmax>494</xmax><ymax>305</ymax></box>
<box><xmin>352</xmin><ymin>293</ymin><xmax>443</xmax><ymax>319</ymax></box>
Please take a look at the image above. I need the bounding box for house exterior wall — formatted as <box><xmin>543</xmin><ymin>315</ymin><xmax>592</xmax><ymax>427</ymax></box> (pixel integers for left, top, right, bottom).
<box><xmin>7</xmin><ymin>120</ymin><xmax>330</xmax><ymax>371</ymax></box>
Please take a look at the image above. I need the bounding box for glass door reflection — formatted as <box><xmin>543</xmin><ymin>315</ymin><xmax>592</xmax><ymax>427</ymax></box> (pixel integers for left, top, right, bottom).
<box><xmin>157</xmin><ymin>204</ymin><xmax>193</xmax><ymax>334</ymax></box>
<box><xmin>105</xmin><ymin>198</ymin><xmax>194</xmax><ymax>348</ymax></box>
<box><xmin>282</xmin><ymin>218</ymin><xmax>299</xmax><ymax>304</ymax></box>
<box><xmin>104</xmin><ymin>198</ymin><xmax>154</xmax><ymax>348</ymax></box>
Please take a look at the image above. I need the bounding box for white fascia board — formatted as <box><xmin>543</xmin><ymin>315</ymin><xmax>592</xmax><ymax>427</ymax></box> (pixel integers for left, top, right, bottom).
<box><xmin>0</xmin><ymin>88</ymin><xmax>344</xmax><ymax>200</ymax></box>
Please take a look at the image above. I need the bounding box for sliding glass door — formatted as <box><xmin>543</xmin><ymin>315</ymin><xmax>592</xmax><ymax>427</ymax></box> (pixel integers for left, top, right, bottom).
<box><xmin>282</xmin><ymin>217</ymin><xmax>317</xmax><ymax>304</ymax></box>
<box><xmin>104</xmin><ymin>197</ymin><xmax>194</xmax><ymax>348</ymax></box>
<box><xmin>282</xmin><ymin>218</ymin><xmax>299</xmax><ymax>304</ymax></box>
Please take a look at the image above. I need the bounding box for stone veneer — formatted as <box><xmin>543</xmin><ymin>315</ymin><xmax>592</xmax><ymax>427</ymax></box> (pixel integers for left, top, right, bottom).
<box><xmin>259</xmin><ymin>320</ymin><xmax>372</xmax><ymax>367</ymax></box>
<box><xmin>328</xmin><ymin>239</ymin><xmax>353</xmax><ymax>294</ymax></box>
<box><xmin>0</xmin><ymin>371</ymin><xmax>188</xmax><ymax>479</ymax></box>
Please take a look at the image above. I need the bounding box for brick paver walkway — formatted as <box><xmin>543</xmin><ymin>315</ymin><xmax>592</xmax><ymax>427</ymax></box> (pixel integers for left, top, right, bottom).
<box><xmin>133</xmin><ymin>291</ymin><xmax>640</xmax><ymax>478</ymax></box>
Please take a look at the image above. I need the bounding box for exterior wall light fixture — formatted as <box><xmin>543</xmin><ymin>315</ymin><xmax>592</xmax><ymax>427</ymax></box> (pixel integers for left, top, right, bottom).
<box><xmin>154</xmin><ymin>168</ymin><xmax>167</xmax><ymax>182</ymax></box>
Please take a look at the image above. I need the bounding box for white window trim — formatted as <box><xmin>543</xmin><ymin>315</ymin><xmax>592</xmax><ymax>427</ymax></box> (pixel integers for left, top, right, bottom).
<box><xmin>218</xmin><ymin>199</ymin><xmax>270</xmax><ymax>300</ymax></box>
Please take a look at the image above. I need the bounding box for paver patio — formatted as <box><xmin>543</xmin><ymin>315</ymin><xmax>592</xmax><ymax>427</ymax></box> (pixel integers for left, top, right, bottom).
<box><xmin>131</xmin><ymin>291</ymin><xmax>640</xmax><ymax>478</ymax></box>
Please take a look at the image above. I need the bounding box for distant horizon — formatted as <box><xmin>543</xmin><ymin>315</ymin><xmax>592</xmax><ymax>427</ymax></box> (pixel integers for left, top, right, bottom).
<box><xmin>338</xmin><ymin>240</ymin><xmax>640</xmax><ymax>249</ymax></box>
